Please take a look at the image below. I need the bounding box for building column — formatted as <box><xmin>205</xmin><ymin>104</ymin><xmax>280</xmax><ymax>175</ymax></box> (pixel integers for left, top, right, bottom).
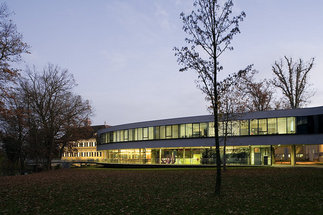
<box><xmin>290</xmin><ymin>144</ymin><xmax>296</xmax><ymax>166</ymax></box>
<box><xmin>183</xmin><ymin>148</ymin><xmax>185</xmax><ymax>164</ymax></box>
<box><xmin>159</xmin><ymin>148</ymin><xmax>162</xmax><ymax>164</ymax></box>
<box><xmin>271</xmin><ymin>145</ymin><xmax>275</xmax><ymax>165</ymax></box>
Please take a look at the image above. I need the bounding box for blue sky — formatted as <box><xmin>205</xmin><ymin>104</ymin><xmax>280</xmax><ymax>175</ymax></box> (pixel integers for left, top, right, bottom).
<box><xmin>5</xmin><ymin>0</ymin><xmax>323</xmax><ymax>125</ymax></box>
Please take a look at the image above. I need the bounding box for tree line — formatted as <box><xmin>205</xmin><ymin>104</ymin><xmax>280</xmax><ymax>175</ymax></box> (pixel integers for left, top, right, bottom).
<box><xmin>0</xmin><ymin>3</ymin><xmax>93</xmax><ymax>175</ymax></box>
<box><xmin>174</xmin><ymin>0</ymin><xmax>315</xmax><ymax>195</ymax></box>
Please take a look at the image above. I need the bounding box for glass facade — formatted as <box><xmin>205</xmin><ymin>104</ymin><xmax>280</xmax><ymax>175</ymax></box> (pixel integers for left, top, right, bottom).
<box><xmin>99</xmin><ymin>117</ymin><xmax>297</xmax><ymax>144</ymax></box>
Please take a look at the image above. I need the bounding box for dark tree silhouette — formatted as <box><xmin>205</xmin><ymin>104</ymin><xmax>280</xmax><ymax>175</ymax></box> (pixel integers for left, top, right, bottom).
<box><xmin>272</xmin><ymin>56</ymin><xmax>315</xmax><ymax>109</ymax></box>
<box><xmin>174</xmin><ymin>0</ymin><xmax>245</xmax><ymax>195</ymax></box>
<box><xmin>19</xmin><ymin>64</ymin><xmax>92</xmax><ymax>169</ymax></box>
<box><xmin>239</xmin><ymin>69</ymin><xmax>274</xmax><ymax>111</ymax></box>
<box><xmin>0</xmin><ymin>3</ymin><xmax>30</xmax><ymax>101</ymax></box>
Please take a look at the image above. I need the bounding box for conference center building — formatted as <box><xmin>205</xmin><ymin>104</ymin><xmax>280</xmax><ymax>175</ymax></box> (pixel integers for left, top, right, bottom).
<box><xmin>97</xmin><ymin>106</ymin><xmax>323</xmax><ymax>166</ymax></box>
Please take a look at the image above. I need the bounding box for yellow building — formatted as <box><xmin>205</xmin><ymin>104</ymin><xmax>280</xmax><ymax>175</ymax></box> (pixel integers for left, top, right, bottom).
<box><xmin>61</xmin><ymin>125</ymin><xmax>107</xmax><ymax>163</ymax></box>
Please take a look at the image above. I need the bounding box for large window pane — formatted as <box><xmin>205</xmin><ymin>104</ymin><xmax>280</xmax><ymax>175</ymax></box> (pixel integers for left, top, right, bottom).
<box><xmin>172</xmin><ymin>125</ymin><xmax>179</xmax><ymax>138</ymax></box>
<box><xmin>124</xmin><ymin>130</ymin><xmax>128</xmax><ymax>141</ymax></box>
<box><xmin>166</xmin><ymin>125</ymin><xmax>172</xmax><ymax>139</ymax></box>
<box><xmin>193</xmin><ymin>123</ymin><xmax>200</xmax><ymax>137</ymax></box>
<box><xmin>186</xmin><ymin>123</ymin><xmax>192</xmax><ymax>138</ymax></box>
<box><xmin>250</xmin><ymin>119</ymin><xmax>258</xmax><ymax>135</ymax></box>
<box><xmin>232</xmin><ymin>121</ymin><xmax>239</xmax><ymax>136</ymax></box>
<box><xmin>155</xmin><ymin>126</ymin><xmax>160</xmax><ymax>139</ymax></box>
<box><xmin>129</xmin><ymin>129</ymin><xmax>133</xmax><ymax>141</ymax></box>
<box><xmin>160</xmin><ymin>126</ymin><xmax>166</xmax><ymax>139</ymax></box>
<box><xmin>240</xmin><ymin>120</ymin><xmax>249</xmax><ymax>135</ymax></box>
<box><xmin>138</xmin><ymin>128</ymin><xmax>143</xmax><ymax>140</ymax></box>
<box><xmin>268</xmin><ymin>118</ymin><xmax>277</xmax><ymax>134</ymax></box>
<box><xmin>113</xmin><ymin>131</ymin><xmax>117</xmax><ymax>142</ymax></box>
<box><xmin>200</xmin><ymin>123</ymin><xmax>208</xmax><ymax>137</ymax></box>
<box><xmin>208</xmin><ymin>122</ymin><xmax>215</xmax><ymax>137</ymax></box>
<box><xmin>143</xmin><ymin>127</ymin><xmax>148</xmax><ymax>140</ymax></box>
<box><xmin>134</xmin><ymin>128</ymin><xmax>138</xmax><ymax>141</ymax></box>
<box><xmin>278</xmin><ymin>118</ymin><xmax>287</xmax><ymax>134</ymax></box>
<box><xmin>120</xmin><ymin>130</ymin><xmax>124</xmax><ymax>141</ymax></box>
<box><xmin>148</xmin><ymin>127</ymin><xmax>154</xmax><ymax>140</ymax></box>
<box><xmin>180</xmin><ymin>124</ymin><xmax>186</xmax><ymax>138</ymax></box>
<box><xmin>287</xmin><ymin>117</ymin><xmax>296</xmax><ymax>134</ymax></box>
<box><xmin>258</xmin><ymin>119</ymin><xmax>267</xmax><ymax>135</ymax></box>
<box><xmin>219</xmin><ymin>122</ymin><xmax>225</xmax><ymax>136</ymax></box>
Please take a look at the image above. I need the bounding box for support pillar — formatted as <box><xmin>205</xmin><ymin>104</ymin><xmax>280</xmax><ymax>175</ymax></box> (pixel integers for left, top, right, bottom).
<box><xmin>183</xmin><ymin>148</ymin><xmax>185</xmax><ymax>164</ymax></box>
<box><xmin>271</xmin><ymin>145</ymin><xmax>275</xmax><ymax>165</ymax></box>
<box><xmin>159</xmin><ymin>148</ymin><xmax>162</xmax><ymax>164</ymax></box>
<box><xmin>290</xmin><ymin>144</ymin><xmax>296</xmax><ymax>166</ymax></box>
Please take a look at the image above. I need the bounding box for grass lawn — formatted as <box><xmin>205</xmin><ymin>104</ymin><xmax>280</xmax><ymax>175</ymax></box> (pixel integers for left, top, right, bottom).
<box><xmin>0</xmin><ymin>167</ymin><xmax>322</xmax><ymax>214</ymax></box>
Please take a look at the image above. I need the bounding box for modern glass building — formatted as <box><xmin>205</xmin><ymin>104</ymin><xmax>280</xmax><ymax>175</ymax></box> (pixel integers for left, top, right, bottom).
<box><xmin>97</xmin><ymin>106</ymin><xmax>323</xmax><ymax>166</ymax></box>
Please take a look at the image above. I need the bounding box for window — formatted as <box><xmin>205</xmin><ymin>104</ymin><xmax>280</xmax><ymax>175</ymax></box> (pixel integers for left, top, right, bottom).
<box><xmin>180</xmin><ymin>124</ymin><xmax>186</xmax><ymax>138</ymax></box>
<box><xmin>186</xmin><ymin>123</ymin><xmax>192</xmax><ymax>138</ymax></box>
<box><xmin>258</xmin><ymin>119</ymin><xmax>267</xmax><ymax>135</ymax></box>
<box><xmin>120</xmin><ymin>130</ymin><xmax>124</xmax><ymax>142</ymax></box>
<box><xmin>134</xmin><ymin>128</ymin><xmax>138</xmax><ymax>141</ymax></box>
<box><xmin>200</xmin><ymin>123</ymin><xmax>208</xmax><ymax>137</ymax></box>
<box><xmin>143</xmin><ymin>127</ymin><xmax>148</xmax><ymax>140</ymax></box>
<box><xmin>172</xmin><ymin>125</ymin><xmax>179</xmax><ymax>138</ymax></box>
<box><xmin>166</xmin><ymin>125</ymin><xmax>172</xmax><ymax>139</ymax></box>
<box><xmin>155</xmin><ymin>126</ymin><xmax>160</xmax><ymax>139</ymax></box>
<box><xmin>268</xmin><ymin>118</ymin><xmax>277</xmax><ymax>134</ymax></box>
<box><xmin>208</xmin><ymin>122</ymin><xmax>215</xmax><ymax>137</ymax></box>
<box><xmin>232</xmin><ymin>121</ymin><xmax>239</xmax><ymax>136</ymax></box>
<box><xmin>160</xmin><ymin>126</ymin><xmax>166</xmax><ymax>139</ymax></box>
<box><xmin>124</xmin><ymin>130</ymin><xmax>129</xmax><ymax>141</ymax></box>
<box><xmin>129</xmin><ymin>129</ymin><xmax>133</xmax><ymax>141</ymax></box>
<box><xmin>278</xmin><ymin>118</ymin><xmax>287</xmax><ymax>134</ymax></box>
<box><xmin>149</xmin><ymin>127</ymin><xmax>154</xmax><ymax>140</ymax></box>
<box><xmin>287</xmin><ymin>117</ymin><xmax>296</xmax><ymax>134</ymax></box>
<box><xmin>113</xmin><ymin>131</ymin><xmax>117</xmax><ymax>142</ymax></box>
<box><xmin>218</xmin><ymin>122</ymin><xmax>225</xmax><ymax>136</ymax></box>
<box><xmin>192</xmin><ymin>123</ymin><xmax>200</xmax><ymax>137</ymax></box>
<box><xmin>250</xmin><ymin>119</ymin><xmax>258</xmax><ymax>135</ymax></box>
<box><xmin>240</xmin><ymin>120</ymin><xmax>249</xmax><ymax>135</ymax></box>
<box><xmin>138</xmin><ymin>128</ymin><xmax>143</xmax><ymax>141</ymax></box>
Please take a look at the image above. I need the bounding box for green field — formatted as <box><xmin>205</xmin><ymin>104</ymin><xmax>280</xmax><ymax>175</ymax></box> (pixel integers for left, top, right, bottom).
<box><xmin>0</xmin><ymin>167</ymin><xmax>322</xmax><ymax>214</ymax></box>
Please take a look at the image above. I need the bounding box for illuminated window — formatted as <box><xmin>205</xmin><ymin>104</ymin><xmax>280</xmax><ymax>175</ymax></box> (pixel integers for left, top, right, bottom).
<box><xmin>278</xmin><ymin>118</ymin><xmax>287</xmax><ymax>134</ymax></box>
<box><xmin>258</xmin><ymin>119</ymin><xmax>267</xmax><ymax>135</ymax></box>
<box><xmin>232</xmin><ymin>121</ymin><xmax>239</xmax><ymax>136</ymax></box>
<box><xmin>287</xmin><ymin>117</ymin><xmax>296</xmax><ymax>134</ymax></box>
<box><xmin>219</xmin><ymin>122</ymin><xmax>225</xmax><ymax>136</ymax></box>
<box><xmin>160</xmin><ymin>126</ymin><xmax>166</xmax><ymax>139</ymax></box>
<box><xmin>129</xmin><ymin>129</ymin><xmax>133</xmax><ymax>141</ymax></box>
<box><xmin>166</xmin><ymin>125</ymin><xmax>172</xmax><ymax>139</ymax></box>
<box><xmin>148</xmin><ymin>127</ymin><xmax>154</xmax><ymax>140</ymax></box>
<box><xmin>200</xmin><ymin>123</ymin><xmax>208</xmax><ymax>137</ymax></box>
<box><xmin>193</xmin><ymin>123</ymin><xmax>200</xmax><ymax>137</ymax></box>
<box><xmin>143</xmin><ymin>127</ymin><xmax>148</xmax><ymax>140</ymax></box>
<box><xmin>240</xmin><ymin>120</ymin><xmax>249</xmax><ymax>135</ymax></box>
<box><xmin>155</xmin><ymin>126</ymin><xmax>160</xmax><ymax>139</ymax></box>
<box><xmin>120</xmin><ymin>130</ymin><xmax>124</xmax><ymax>142</ymax></box>
<box><xmin>268</xmin><ymin>118</ymin><xmax>277</xmax><ymax>134</ymax></box>
<box><xmin>138</xmin><ymin>128</ymin><xmax>143</xmax><ymax>140</ymax></box>
<box><xmin>208</xmin><ymin>122</ymin><xmax>215</xmax><ymax>137</ymax></box>
<box><xmin>186</xmin><ymin>123</ymin><xmax>192</xmax><ymax>138</ymax></box>
<box><xmin>250</xmin><ymin>119</ymin><xmax>258</xmax><ymax>135</ymax></box>
<box><xmin>172</xmin><ymin>125</ymin><xmax>179</xmax><ymax>138</ymax></box>
<box><xmin>124</xmin><ymin>130</ymin><xmax>128</xmax><ymax>141</ymax></box>
<box><xmin>180</xmin><ymin>124</ymin><xmax>186</xmax><ymax>138</ymax></box>
<box><xmin>134</xmin><ymin>129</ymin><xmax>138</xmax><ymax>141</ymax></box>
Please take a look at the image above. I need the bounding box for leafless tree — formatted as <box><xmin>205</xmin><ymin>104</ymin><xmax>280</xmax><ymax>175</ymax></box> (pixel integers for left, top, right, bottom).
<box><xmin>272</xmin><ymin>56</ymin><xmax>315</xmax><ymax>109</ymax></box>
<box><xmin>238</xmin><ymin>69</ymin><xmax>274</xmax><ymax>111</ymax></box>
<box><xmin>174</xmin><ymin>0</ymin><xmax>245</xmax><ymax>195</ymax></box>
<box><xmin>0</xmin><ymin>3</ymin><xmax>30</xmax><ymax>102</ymax></box>
<box><xmin>19</xmin><ymin>64</ymin><xmax>92</xmax><ymax>169</ymax></box>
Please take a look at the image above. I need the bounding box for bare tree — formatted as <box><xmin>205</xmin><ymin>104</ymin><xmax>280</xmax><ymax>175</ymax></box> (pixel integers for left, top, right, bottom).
<box><xmin>0</xmin><ymin>3</ymin><xmax>30</xmax><ymax>100</ymax></box>
<box><xmin>239</xmin><ymin>69</ymin><xmax>274</xmax><ymax>111</ymax></box>
<box><xmin>19</xmin><ymin>64</ymin><xmax>92</xmax><ymax>169</ymax></box>
<box><xmin>272</xmin><ymin>56</ymin><xmax>315</xmax><ymax>109</ymax></box>
<box><xmin>174</xmin><ymin>0</ymin><xmax>245</xmax><ymax>195</ymax></box>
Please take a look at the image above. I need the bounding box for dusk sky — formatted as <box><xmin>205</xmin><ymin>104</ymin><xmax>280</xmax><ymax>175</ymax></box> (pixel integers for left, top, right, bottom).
<box><xmin>6</xmin><ymin>0</ymin><xmax>323</xmax><ymax>126</ymax></box>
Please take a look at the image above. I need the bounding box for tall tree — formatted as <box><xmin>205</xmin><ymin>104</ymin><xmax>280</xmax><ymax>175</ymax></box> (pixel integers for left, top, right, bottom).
<box><xmin>238</xmin><ymin>69</ymin><xmax>274</xmax><ymax>112</ymax></box>
<box><xmin>174</xmin><ymin>0</ymin><xmax>245</xmax><ymax>195</ymax></box>
<box><xmin>19</xmin><ymin>64</ymin><xmax>92</xmax><ymax>169</ymax></box>
<box><xmin>0</xmin><ymin>3</ymin><xmax>30</xmax><ymax>101</ymax></box>
<box><xmin>272</xmin><ymin>56</ymin><xmax>315</xmax><ymax>109</ymax></box>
